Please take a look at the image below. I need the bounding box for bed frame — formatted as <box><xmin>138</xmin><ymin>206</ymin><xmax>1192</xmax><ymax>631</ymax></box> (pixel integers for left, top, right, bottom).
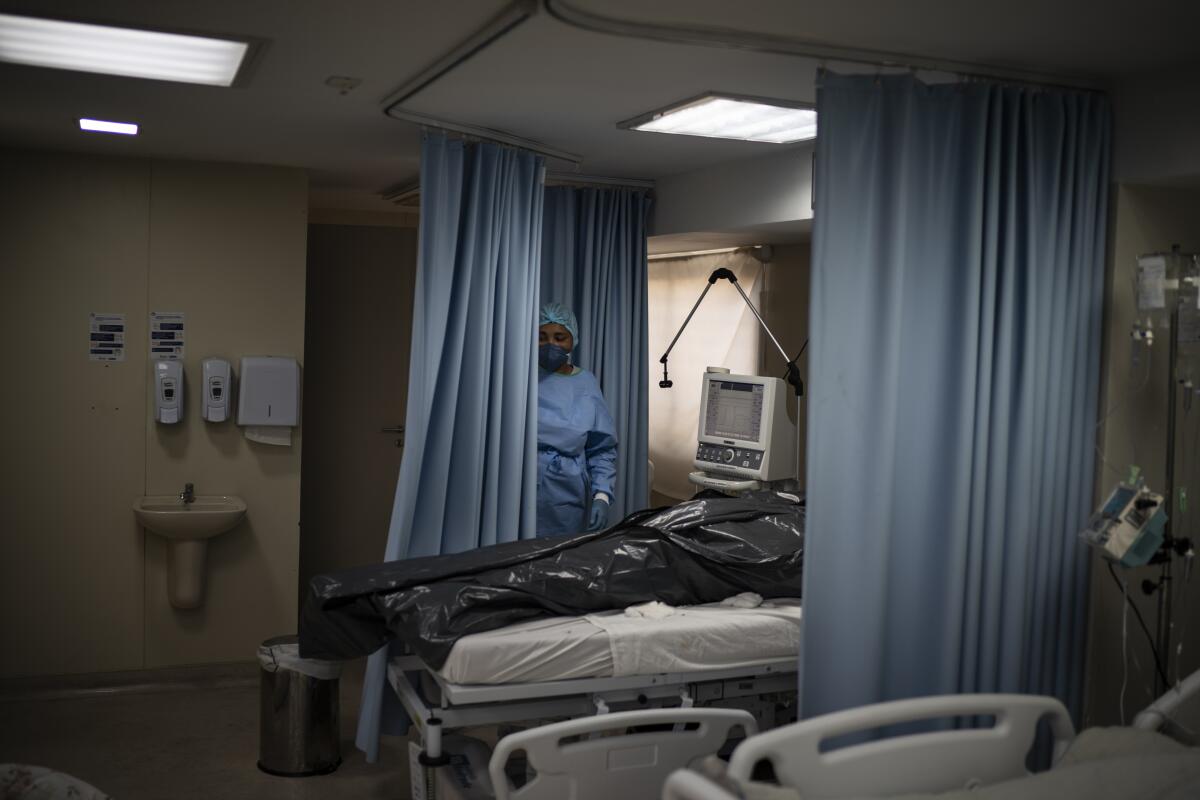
<box><xmin>662</xmin><ymin>693</ymin><xmax>1076</xmax><ymax>800</ymax></box>
<box><xmin>1134</xmin><ymin>666</ymin><xmax>1200</xmax><ymax>743</ymax></box>
<box><xmin>388</xmin><ymin>653</ymin><xmax>797</xmax><ymax>749</ymax></box>
<box><xmin>487</xmin><ymin>707</ymin><xmax>757</xmax><ymax>800</ymax></box>
<box><xmin>663</xmin><ymin>671</ymin><xmax>1200</xmax><ymax>800</ymax></box>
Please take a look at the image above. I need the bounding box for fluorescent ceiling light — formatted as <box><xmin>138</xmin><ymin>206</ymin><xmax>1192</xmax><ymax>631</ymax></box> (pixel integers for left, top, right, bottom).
<box><xmin>620</xmin><ymin>93</ymin><xmax>817</xmax><ymax>144</ymax></box>
<box><xmin>80</xmin><ymin>118</ymin><xmax>137</xmax><ymax>135</ymax></box>
<box><xmin>0</xmin><ymin>13</ymin><xmax>249</xmax><ymax>86</ymax></box>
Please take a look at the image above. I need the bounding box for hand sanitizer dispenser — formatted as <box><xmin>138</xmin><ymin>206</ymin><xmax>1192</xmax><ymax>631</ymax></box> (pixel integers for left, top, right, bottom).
<box><xmin>237</xmin><ymin>356</ymin><xmax>299</xmax><ymax>446</ymax></box>
<box><xmin>202</xmin><ymin>358</ymin><xmax>233</xmax><ymax>422</ymax></box>
<box><xmin>154</xmin><ymin>361</ymin><xmax>183</xmax><ymax>424</ymax></box>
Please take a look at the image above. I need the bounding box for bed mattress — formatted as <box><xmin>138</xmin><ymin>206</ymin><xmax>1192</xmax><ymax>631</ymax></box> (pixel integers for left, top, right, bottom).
<box><xmin>437</xmin><ymin>599</ymin><xmax>802</xmax><ymax>685</ymax></box>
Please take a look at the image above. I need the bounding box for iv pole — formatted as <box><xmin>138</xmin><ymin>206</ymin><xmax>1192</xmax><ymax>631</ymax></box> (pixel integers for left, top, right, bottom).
<box><xmin>1123</xmin><ymin>245</ymin><xmax>1199</xmax><ymax>697</ymax></box>
<box><xmin>1143</xmin><ymin>246</ymin><xmax>1198</xmax><ymax>695</ymax></box>
<box><xmin>657</xmin><ymin>268</ymin><xmax>805</xmax><ymax>398</ymax></box>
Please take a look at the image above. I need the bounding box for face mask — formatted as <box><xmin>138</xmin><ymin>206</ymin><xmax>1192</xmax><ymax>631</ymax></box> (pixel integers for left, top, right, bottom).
<box><xmin>539</xmin><ymin>343</ymin><xmax>570</xmax><ymax>372</ymax></box>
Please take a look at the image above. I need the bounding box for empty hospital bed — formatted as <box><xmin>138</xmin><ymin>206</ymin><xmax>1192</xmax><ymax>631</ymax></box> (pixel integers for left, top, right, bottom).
<box><xmin>661</xmin><ymin>672</ymin><xmax>1200</xmax><ymax>800</ymax></box>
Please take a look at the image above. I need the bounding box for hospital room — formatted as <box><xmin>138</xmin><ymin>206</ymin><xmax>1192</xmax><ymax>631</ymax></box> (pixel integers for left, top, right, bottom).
<box><xmin>2</xmin><ymin>1</ymin><xmax>1200</xmax><ymax>798</ymax></box>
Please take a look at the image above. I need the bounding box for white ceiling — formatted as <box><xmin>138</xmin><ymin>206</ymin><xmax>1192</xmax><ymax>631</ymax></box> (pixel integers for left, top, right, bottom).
<box><xmin>648</xmin><ymin>222</ymin><xmax>812</xmax><ymax>256</ymax></box>
<box><xmin>577</xmin><ymin>0</ymin><xmax>1200</xmax><ymax>80</ymax></box>
<box><xmin>0</xmin><ymin>0</ymin><xmax>508</xmax><ymax>193</ymax></box>
<box><xmin>0</xmin><ymin>0</ymin><xmax>1197</xmax><ymax>208</ymax></box>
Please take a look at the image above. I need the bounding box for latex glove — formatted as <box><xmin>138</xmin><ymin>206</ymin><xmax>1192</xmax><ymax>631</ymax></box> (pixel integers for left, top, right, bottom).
<box><xmin>587</xmin><ymin>496</ymin><xmax>610</xmax><ymax>531</ymax></box>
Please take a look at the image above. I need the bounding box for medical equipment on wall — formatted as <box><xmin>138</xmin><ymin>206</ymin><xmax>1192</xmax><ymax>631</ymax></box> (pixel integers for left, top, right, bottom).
<box><xmin>237</xmin><ymin>356</ymin><xmax>299</xmax><ymax>446</ymax></box>
<box><xmin>690</xmin><ymin>368</ymin><xmax>796</xmax><ymax>493</ymax></box>
<box><xmin>657</xmin><ymin>267</ymin><xmax>805</xmax><ymax>493</ymax></box>
<box><xmin>154</xmin><ymin>361</ymin><xmax>183</xmax><ymax>424</ymax></box>
<box><xmin>1097</xmin><ymin>246</ymin><xmax>1200</xmax><ymax>696</ymax></box>
<box><xmin>201</xmin><ymin>358</ymin><xmax>232</xmax><ymax>423</ymax></box>
<box><xmin>657</xmin><ymin>268</ymin><xmax>804</xmax><ymax>396</ymax></box>
<box><xmin>1081</xmin><ymin>483</ymin><xmax>1168</xmax><ymax>568</ymax></box>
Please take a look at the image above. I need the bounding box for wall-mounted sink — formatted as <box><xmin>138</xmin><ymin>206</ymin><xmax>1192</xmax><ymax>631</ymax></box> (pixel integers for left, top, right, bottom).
<box><xmin>133</xmin><ymin>495</ymin><xmax>247</xmax><ymax>609</ymax></box>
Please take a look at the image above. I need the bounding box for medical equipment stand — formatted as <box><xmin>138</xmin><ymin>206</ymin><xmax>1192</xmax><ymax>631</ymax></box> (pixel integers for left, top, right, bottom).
<box><xmin>1157</xmin><ymin>282</ymin><xmax>1181</xmax><ymax>696</ymax></box>
<box><xmin>657</xmin><ymin>268</ymin><xmax>807</xmax><ymax>492</ymax></box>
<box><xmin>1137</xmin><ymin>247</ymin><xmax>1198</xmax><ymax>694</ymax></box>
<box><xmin>657</xmin><ymin>268</ymin><xmax>804</xmax><ymax>399</ymax></box>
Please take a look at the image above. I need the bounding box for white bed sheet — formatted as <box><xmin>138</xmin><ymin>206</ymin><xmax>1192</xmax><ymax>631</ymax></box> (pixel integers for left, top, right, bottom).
<box><xmin>437</xmin><ymin>599</ymin><xmax>802</xmax><ymax>685</ymax></box>
<box><xmin>587</xmin><ymin>600</ymin><xmax>802</xmax><ymax>677</ymax></box>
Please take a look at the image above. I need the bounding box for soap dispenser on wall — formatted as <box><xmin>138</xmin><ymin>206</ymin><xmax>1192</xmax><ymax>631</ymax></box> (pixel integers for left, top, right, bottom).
<box><xmin>202</xmin><ymin>358</ymin><xmax>233</xmax><ymax>422</ymax></box>
<box><xmin>154</xmin><ymin>361</ymin><xmax>183</xmax><ymax>424</ymax></box>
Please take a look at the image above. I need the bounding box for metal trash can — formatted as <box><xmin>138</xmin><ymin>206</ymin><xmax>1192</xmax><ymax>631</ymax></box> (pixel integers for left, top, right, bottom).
<box><xmin>257</xmin><ymin>635</ymin><xmax>343</xmax><ymax>777</ymax></box>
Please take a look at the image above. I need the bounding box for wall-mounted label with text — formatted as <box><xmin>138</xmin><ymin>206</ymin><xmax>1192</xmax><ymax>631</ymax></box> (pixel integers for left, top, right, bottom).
<box><xmin>89</xmin><ymin>313</ymin><xmax>126</xmax><ymax>362</ymax></box>
<box><xmin>149</xmin><ymin>311</ymin><xmax>185</xmax><ymax>360</ymax></box>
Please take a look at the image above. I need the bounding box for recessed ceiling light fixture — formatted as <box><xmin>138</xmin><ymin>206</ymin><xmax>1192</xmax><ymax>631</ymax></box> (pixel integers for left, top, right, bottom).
<box><xmin>0</xmin><ymin>13</ymin><xmax>250</xmax><ymax>86</ymax></box>
<box><xmin>79</xmin><ymin>118</ymin><xmax>138</xmax><ymax>135</ymax></box>
<box><xmin>619</xmin><ymin>93</ymin><xmax>817</xmax><ymax>144</ymax></box>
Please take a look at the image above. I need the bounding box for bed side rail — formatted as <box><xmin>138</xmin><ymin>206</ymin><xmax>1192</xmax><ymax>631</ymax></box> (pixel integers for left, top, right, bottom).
<box><xmin>1133</xmin><ymin>667</ymin><xmax>1200</xmax><ymax>738</ymax></box>
<box><xmin>661</xmin><ymin>769</ymin><xmax>740</xmax><ymax>800</ymax></box>
<box><xmin>489</xmin><ymin>707</ymin><xmax>757</xmax><ymax>800</ymax></box>
<box><xmin>727</xmin><ymin>693</ymin><xmax>1074</xmax><ymax>797</ymax></box>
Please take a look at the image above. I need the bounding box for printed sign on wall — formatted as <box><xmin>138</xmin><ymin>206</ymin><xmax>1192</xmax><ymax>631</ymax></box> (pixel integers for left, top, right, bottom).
<box><xmin>1137</xmin><ymin>255</ymin><xmax>1167</xmax><ymax>311</ymax></box>
<box><xmin>149</xmin><ymin>311</ymin><xmax>186</xmax><ymax>360</ymax></box>
<box><xmin>89</xmin><ymin>313</ymin><xmax>126</xmax><ymax>361</ymax></box>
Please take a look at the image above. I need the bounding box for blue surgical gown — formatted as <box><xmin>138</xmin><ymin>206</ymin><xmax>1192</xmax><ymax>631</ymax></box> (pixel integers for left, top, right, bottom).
<box><xmin>537</xmin><ymin>367</ymin><xmax>618</xmax><ymax>537</ymax></box>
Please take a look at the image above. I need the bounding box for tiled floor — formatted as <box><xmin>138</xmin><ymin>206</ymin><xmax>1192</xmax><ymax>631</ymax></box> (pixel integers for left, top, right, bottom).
<box><xmin>0</xmin><ymin>661</ymin><xmax>413</xmax><ymax>799</ymax></box>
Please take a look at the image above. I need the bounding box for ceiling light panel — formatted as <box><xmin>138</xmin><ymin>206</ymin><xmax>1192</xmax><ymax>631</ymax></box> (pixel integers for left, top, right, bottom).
<box><xmin>79</xmin><ymin>118</ymin><xmax>138</xmax><ymax>135</ymax></box>
<box><xmin>622</xmin><ymin>94</ymin><xmax>817</xmax><ymax>144</ymax></box>
<box><xmin>0</xmin><ymin>13</ymin><xmax>249</xmax><ymax>86</ymax></box>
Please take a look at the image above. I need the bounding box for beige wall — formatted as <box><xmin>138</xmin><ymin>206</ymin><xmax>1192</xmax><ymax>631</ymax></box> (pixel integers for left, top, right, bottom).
<box><xmin>1083</xmin><ymin>184</ymin><xmax>1200</xmax><ymax>725</ymax></box>
<box><xmin>0</xmin><ymin>149</ymin><xmax>307</xmax><ymax>678</ymax></box>
<box><xmin>1113</xmin><ymin>67</ymin><xmax>1200</xmax><ymax>184</ymax></box>
<box><xmin>761</xmin><ymin>243</ymin><xmax>812</xmax><ymax>489</ymax></box>
<box><xmin>300</xmin><ymin>224</ymin><xmax>416</xmax><ymax>602</ymax></box>
<box><xmin>1</xmin><ymin>154</ymin><xmax>150</xmax><ymax>677</ymax></box>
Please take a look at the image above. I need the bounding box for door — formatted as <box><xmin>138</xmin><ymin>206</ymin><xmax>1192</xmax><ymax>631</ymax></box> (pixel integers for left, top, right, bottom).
<box><xmin>300</xmin><ymin>223</ymin><xmax>417</xmax><ymax>602</ymax></box>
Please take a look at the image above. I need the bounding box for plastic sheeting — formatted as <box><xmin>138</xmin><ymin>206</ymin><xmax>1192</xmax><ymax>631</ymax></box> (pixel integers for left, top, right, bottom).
<box><xmin>299</xmin><ymin>492</ymin><xmax>804</xmax><ymax>668</ymax></box>
<box><xmin>257</xmin><ymin>637</ymin><xmax>343</xmax><ymax>680</ymax></box>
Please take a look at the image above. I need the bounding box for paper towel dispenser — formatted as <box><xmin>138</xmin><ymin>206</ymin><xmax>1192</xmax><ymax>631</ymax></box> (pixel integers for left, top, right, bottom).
<box><xmin>237</xmin><ymin>356</ymin><xmax>299</xmax><ymax>445</ymax></box>
<box><xmin>154</xmin><ymin>361</ymin><xmax>183</xmax><ymax>424</ymax></box>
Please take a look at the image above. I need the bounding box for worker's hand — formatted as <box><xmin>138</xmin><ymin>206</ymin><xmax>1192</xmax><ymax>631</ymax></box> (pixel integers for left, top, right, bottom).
<box><xmin>587</xmin><ymin>497</ymin><xmax>610</xmax><ymax>531</ymax></box>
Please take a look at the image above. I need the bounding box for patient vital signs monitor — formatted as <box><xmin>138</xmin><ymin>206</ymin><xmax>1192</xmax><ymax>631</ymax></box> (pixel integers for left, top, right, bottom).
<box><xmin>691</xmin><ymin>368</ymin><xmax>797</xmax><ymax>491</ymax></box>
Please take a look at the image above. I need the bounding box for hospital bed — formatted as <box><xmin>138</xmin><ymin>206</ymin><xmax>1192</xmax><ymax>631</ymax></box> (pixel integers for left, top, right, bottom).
<box><xmin>660</xmin><ymin>672</ymin><xmax>1200</xmax><ymax>800</ymax></box>
<box><xmin>396</xmin><ymin>599</ymin><xmax>803</xmax><ymax>797</ymax></box>
<box><xmin>422</xmin><ymin>707</ymin><xmax>757</xmax><ymax>800</ymax></box>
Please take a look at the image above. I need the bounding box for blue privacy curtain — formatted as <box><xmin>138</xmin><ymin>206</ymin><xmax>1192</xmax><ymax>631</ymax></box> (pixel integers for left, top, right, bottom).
<box><xmin>541</xmin><ymin>186</ymin><xmax>651</xmax><ymax>520</ymax></box>
<box><xmin>356</xmin><ymin>132</ymin><xmax>545</xmax><ymax>761</ymax></box>
<box><xmin>801</xmin><ymin>73</ymin><xmax>1111</xmax><ymax>722</ymax></box>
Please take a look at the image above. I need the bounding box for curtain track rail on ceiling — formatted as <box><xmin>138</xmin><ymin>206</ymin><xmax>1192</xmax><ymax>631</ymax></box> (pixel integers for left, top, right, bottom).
<box><xmin>386</xmin><ymin>107</ymin><xmax>584</xmax><ymax>165</ymax></box>
<box><xmin>380</xmin><ymin>172</ymin><xmax>653</xmax><ymax>204</ymax></box>
<box><xmin>544</xmin><ymin>172</ymin><xmax>654</xmax><ymax>189</ymax></box>
<box><xmin>542</xmin><ymin>0</ymin><xmax>1105</xmax><ymax>92</ymax></box>
<box><xmin>377</xmin><ymin>0</ymin><xmax>1105</xmax><ymax>174</ymax></box>
<box><xmin>380</xmin><ymin>0</ymin><xmax>583</xmax><ymax>164</ymax></box>
<box><xmin>648</xmin><ymin>245</ymin><xmax>766</xmax><ymax>261</ymax></box>
<box><xmin>381</xmin><ymin>0</ymin><xmax>537</xmax><ymax>109</ymax></box>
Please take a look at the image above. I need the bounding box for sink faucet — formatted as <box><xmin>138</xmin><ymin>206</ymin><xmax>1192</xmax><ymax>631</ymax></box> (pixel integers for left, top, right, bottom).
<box><xmin>180</xmin><ymin>483</ymin><xmax>195</xmax><ymax>505</ymax></box>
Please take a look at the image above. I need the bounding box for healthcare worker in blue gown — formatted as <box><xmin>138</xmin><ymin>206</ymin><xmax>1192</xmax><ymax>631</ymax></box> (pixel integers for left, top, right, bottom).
<box><xmin>536</xmin><ymin>303</ymin><xmax>618</xmax><ymax>537</ymax></box>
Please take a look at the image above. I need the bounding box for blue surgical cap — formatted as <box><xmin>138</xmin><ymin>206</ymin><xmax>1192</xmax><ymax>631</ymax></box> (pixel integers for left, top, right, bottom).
<box><xmin>539</xmin><ymin>302</ymin><xmax>579</xmax><ymax>344</ymax></box>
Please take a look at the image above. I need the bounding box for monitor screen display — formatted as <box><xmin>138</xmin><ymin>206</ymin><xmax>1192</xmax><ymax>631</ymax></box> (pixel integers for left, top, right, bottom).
<box><xmin>703</xmin><ymin>379</ymin><xmax>764</xmax><ymax>442</ymax></box>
